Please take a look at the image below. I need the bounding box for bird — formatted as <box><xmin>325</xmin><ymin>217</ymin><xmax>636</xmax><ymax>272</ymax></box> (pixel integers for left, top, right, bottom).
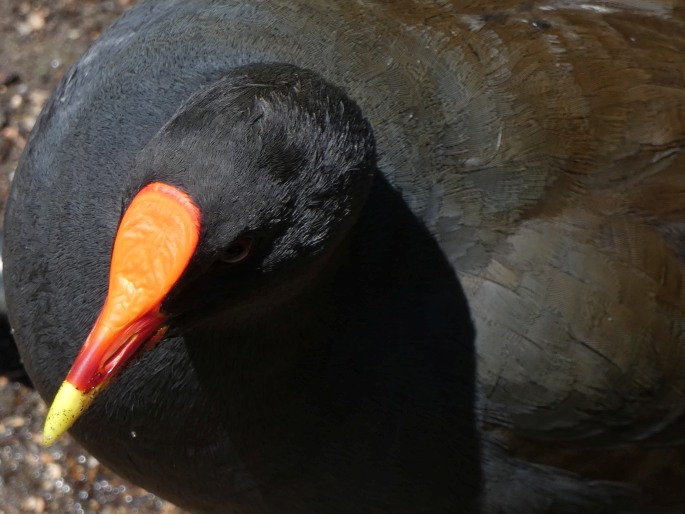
<box><xmin>4</xmin><ymin>0</ymin><xmax>685</xmax><ymax>513</ymax></box>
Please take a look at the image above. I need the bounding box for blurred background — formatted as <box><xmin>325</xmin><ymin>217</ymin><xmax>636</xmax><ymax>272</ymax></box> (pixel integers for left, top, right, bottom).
<box><xmin>0</xmin><ymin>1</ymin><xmax>184</xmax><ymax>512</ymax></box>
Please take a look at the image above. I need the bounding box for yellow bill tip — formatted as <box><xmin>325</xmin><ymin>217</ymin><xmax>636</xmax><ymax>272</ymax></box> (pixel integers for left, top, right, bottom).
<box><xmin>43</xmin><ymin>381</ymin><xmax>98</xmax><ymax>446</ymax></box>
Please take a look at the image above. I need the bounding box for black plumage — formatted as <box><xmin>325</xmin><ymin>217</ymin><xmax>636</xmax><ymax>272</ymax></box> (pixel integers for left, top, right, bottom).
<box><xmin>5</xmin><ymin>1</ymin><xmax>685</xmax><ymax>513</ymax></box>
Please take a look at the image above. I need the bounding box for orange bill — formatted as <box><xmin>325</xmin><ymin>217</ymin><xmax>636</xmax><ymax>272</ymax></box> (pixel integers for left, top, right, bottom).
<box><xmin>43</xmin><ymin>182</ymin><xmax>201</xmax><ymax>445</ymax></box>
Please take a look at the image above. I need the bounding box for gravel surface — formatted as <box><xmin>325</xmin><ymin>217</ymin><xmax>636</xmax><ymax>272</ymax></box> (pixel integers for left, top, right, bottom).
<box><xmin>0</xmin><ymin>1</ymin><xmax>185</xmax><ymax>512</ymax></box>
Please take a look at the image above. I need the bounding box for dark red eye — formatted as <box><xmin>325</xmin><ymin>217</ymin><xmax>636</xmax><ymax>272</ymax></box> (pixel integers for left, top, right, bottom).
<box><xmin>220</xmin><ymin>236</ymin><xmax>253</xmax><ymax>264</ymax></box>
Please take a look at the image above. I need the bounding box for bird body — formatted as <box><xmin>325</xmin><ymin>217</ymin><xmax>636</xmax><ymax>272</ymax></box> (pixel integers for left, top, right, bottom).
<box><xmin>5</xmin><ymin>1</ymin><xmax>685</xmax><ymax>513</ymax></box>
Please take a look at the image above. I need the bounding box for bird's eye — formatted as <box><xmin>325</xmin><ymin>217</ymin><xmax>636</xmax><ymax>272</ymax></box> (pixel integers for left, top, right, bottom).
<box><xmin>220</xmin><ymin>236</ymin><xmax>253</xmax><ymax>264</ymax></box>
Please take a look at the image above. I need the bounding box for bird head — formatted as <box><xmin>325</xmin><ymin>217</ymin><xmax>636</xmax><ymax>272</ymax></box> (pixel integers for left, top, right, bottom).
<box><xmin>43</xmin><ymin>64</ymin><xmax>376</xmax><ymax>444</ymax></box>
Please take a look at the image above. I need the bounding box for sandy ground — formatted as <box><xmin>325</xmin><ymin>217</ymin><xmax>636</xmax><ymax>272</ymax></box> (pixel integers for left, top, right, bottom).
<box><xmin>0</xmin><ymin>1</ymin><xmax>184</xmax><ymax>512</ymax></box>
